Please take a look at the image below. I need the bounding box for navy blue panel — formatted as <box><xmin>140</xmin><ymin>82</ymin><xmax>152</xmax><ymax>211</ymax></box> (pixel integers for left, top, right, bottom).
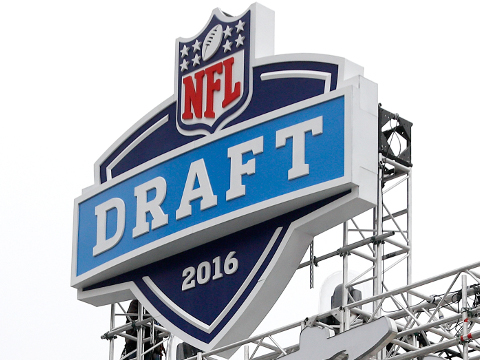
<box><xmin>226</xmin><ymin>61</ymin><xmax>338</xmax><ymax>129</ymax></box>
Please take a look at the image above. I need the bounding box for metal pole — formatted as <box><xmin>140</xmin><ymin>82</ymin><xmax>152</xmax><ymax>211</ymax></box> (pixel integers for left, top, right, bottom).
<box><xmin>309</xmin><ymin>241</ymin><xmax>314</xmax><ymax>289</ymax></box>
<box><xmin>375</xmin><ymin>155</ymin><xmax>384</xmax><ymax>360</ymax></box>
<box><xmin>137</xmin><ymin>302</ymin><xmax>144</xmax><ymax>360</ymax></box>
<box><xmin>342</xmin><ymin>221</ymin><xmax>350</xmax><ymax>331</ymax></box>
<box><xmin>463</xmin><ymin>275</ymin><xmax>469</xmax><ymax>360</ymax></box>
<box><xmin>383</xmin><ymin>157</ymin><xmax>411</xmax><ymax>173</ymax></box>
<box><xmin>374</xmin><ymin>154</ymin><xmax>384</xmax><ymax>306</ymax></box>
<box><xmin>109</xmin><ymin>303</ymin><xmax>115</xmax><ymax>360</ymax></box>
<box><xmin>407</xmin><ymin>168</ymin><xmax>413</xmax><ymax>306</ymax></box>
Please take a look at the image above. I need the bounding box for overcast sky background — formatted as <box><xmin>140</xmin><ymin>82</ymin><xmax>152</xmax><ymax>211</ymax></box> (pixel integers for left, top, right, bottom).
<box><xmin>1</xmin><ymin>1</ymin><xmax>480</xmax><ymax>358</ymax></box>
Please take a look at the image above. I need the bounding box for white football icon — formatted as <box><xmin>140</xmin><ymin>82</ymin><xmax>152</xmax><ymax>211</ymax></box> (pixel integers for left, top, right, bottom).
<box><xmin>202</xmin><ymin>24</ymin><xmax>223</xmax><ymax>61</ymax></box>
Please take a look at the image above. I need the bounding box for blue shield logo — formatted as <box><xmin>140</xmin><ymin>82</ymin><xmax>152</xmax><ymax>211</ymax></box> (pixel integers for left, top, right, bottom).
<box><xmin>176</xmin><ymin>9</ymin><xmax>251</xmax><ymax>136</ymax></box>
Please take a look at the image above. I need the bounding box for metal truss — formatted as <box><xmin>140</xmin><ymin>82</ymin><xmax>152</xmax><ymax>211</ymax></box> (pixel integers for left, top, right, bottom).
<box><xmin>102</xmin><ymin>301</ymin><xmax>170</xmax><ymax>360</ymax></box>
<box><xmin>336</xmin><ymin>152</ymin><xmax>414</xmax><ymax>330</ymax></box>
<box><xmin>173</xmin><ymin>262</ymin><xmax>480</xmax><ymax>360</ymax></box>
<box><xmin>102</xmin><ymin>108</ymin><xmax>480</xmax><ymax>360</ymax></box>
<box><xmin>103</xmin><ymin>262</ymin><xmax>480</xmax><ymax>360</ymax></box>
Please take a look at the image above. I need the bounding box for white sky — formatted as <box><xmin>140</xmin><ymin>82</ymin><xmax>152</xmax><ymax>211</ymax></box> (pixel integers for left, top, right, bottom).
<box><xmin>1</xmin><ymin>1</ymin><xmax>480</xmax><ymax>358</ymax></box>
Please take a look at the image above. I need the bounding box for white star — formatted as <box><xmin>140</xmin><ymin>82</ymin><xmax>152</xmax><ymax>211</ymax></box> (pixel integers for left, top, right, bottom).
<box><xmin>235</xmin><ymin>20</ymin><xmax>245</xmax><ymax>33</ymax></box>
<box><xmin>235</xmin><ymin>34</ymin><xmax>245</xmax><ymax>47</ymax></box>
<box><xmin>223</xmin><ymin>25</ymin><xmax>233</xmax><ymax>38</ymax></box>
<box><xmin>180</xmin><ymin>45</ymin><xmax>189</xmax><ymax>58</ymax></box>
<box><xmin>180</xmin><ymin>59</ymin><xmax>189</xmax><ymax>72</ymax></box>
<box><xmin>223</xmin><ymin>40</ymin><xmax>232</xmax><ymax>52</ymax></box>
<box><xmin>192</xmin><ymin>40</ymin><xmax>202</xmax><ymax>53</ymax></box>
<box><xmin>192</xmin><ymin>54</ymin><xmax>201</xmax><ymax>67</ymax></box>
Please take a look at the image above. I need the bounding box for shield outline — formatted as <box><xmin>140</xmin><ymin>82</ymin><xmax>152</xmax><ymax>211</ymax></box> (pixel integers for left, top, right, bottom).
<box><xmin>72</xmin><ymin>3</ymin><xmax>380</xmax><ymax>353</ymax></box>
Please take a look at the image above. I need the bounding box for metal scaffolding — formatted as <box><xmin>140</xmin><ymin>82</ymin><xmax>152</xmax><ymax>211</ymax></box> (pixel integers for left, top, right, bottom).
<box><xmin>101</xmin><ymin>107</ymin><xmax>480</xmax><ymax>360</ymax></box>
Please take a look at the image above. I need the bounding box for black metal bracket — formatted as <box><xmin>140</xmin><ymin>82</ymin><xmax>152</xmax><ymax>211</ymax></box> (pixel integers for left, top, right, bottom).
<box><xmin>378</xmin><ymin>104</ymin><xmax>412</xmax><ymax>168</ymax></box>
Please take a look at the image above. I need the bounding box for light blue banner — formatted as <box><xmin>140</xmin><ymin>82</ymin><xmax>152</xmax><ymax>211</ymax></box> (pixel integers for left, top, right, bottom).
<box><xmin>76</xmin><ymin>96</ymin><xmax>344</xmax><ymax>276</ymax></box>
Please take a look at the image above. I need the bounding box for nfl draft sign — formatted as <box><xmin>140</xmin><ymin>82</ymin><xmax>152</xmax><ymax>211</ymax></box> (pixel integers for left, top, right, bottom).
<box><xmin>71</xmin><ymin>3</ymin><xmax>379</xmax><ymax>353</ymax></box>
